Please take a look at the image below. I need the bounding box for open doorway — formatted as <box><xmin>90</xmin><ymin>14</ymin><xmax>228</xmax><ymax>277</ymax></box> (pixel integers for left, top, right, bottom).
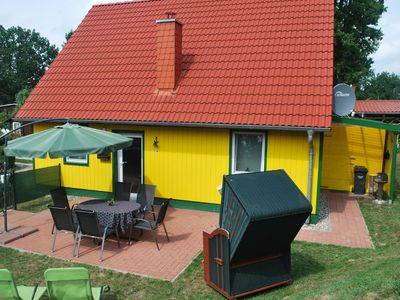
<box><xmin>117</xmin><ymin>133</ymin><xmax>143</xmax><ymax>199</ymax></box>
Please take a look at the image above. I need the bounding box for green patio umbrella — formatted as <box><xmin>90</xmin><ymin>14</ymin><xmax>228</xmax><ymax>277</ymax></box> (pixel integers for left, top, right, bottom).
<box><xmin>4</xmin><ymin>123</ymin><xmax>132</xmax><ymax>158</ymax></box>
<box><xmin>2</xmin><ymin>122</ymin><xmax>132</xmax><ymax>233</ymax></box>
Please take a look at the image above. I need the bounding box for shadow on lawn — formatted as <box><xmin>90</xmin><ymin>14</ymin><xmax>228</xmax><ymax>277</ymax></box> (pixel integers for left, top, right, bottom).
<box><xmin>291</xmin><ymin>252</ymin><xmax>325</xmax><ymax>278</ymax></box>
<box><xmin>102</xmin><ymin>295</ymin><xmax>118</xmax><ymax>300</ymax></box>
<box><xmin>242</xmin><ymin>252</ymin><xmax>324</xmax><ymax>299</ymax></box>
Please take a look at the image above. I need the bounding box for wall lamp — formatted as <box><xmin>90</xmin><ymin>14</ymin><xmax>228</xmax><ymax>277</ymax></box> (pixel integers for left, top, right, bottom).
<box><xmin>153</xmin><ymin>136</ymin><xmax>159</xmax><ymax>147</ymax></box>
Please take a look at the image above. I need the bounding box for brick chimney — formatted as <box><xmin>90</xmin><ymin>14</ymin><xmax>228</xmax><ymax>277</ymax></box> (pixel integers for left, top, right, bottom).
<box><xmin>156</xmin><ymin>13</ymin><xmax>182</xmax><ymax>91</ymax></box>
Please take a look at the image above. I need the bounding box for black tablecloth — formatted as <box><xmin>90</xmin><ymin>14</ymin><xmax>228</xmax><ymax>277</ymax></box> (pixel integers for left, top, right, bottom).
<box><xmin>77</xmin><ymin>199</ymin><xmax>140</xmax><ymax>234</ymax></box>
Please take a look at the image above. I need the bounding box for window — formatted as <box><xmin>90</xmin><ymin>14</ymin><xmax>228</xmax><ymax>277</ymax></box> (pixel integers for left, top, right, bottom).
<box><xmin>64</xmin><ymin>155</ymin><xmax>88</xmax><ymax>165</ymax></box>
<box><xmin>232</xmin><ymin>132</ymin><xmax>265</xmax><ymax>174</ymax></box>
<box><xmin>12</xmin><ymin>122</ymin><xmax>21</xmax><ymax>136</ymax></box>
<box><xmin>12</xmin><ymin>122</ymin><xmax>21</xmax><ymax>130</ymax></box>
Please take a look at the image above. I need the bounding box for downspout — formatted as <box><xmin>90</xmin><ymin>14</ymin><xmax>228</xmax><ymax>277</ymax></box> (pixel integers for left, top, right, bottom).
<box><xmin>307</xmin><ymin>130</ymin><xmax>314</xmax><ymax>223</ymax></box>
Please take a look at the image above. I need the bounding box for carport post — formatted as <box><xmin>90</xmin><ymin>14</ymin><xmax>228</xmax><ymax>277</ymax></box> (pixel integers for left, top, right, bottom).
<box><xmin>2</xmin><ymin>140</ymin><xmax>8</xmax><ymax>232</ymax></box>
<box><xmin>390</xmin><ymin>132</ymin><xmax>398</xmax><ymax>202</ymax></box>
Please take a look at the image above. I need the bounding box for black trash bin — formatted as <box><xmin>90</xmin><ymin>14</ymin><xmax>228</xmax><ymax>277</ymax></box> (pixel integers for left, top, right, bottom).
<box><xmin>354</xmin><ymin>166</ymin><xmax>368</xmax><ymax>194</ymax></box>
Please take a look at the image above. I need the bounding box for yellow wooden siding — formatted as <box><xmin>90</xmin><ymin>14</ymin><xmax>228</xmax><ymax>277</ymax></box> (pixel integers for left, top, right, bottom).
<box><xmin>33</xmin><ymin>124</ymin><xmax>113</xmax><ymax>192</ymax></box>
<box><xmin>35</xmin><ymin>123</ymin><xmax>229</xmax><ymax>204</ymax></box>
<box><xmin>266</xmin><ymin>131</ymin><xmax>320</xmax><ymax>214</ymax></box>
<box><xmin>34</xmin><ymin>123</ymin><xmax>320</xmax><ymax>206</ymax></box>
<box><xmin>321</xmin><ymin>125</ymin><xmax>390</xmax><ymax>193</ymax></box>
<box><xmin>94</xmin><ymin>124</ymin><xmax>230</xmax><ymax>204</ymax></box>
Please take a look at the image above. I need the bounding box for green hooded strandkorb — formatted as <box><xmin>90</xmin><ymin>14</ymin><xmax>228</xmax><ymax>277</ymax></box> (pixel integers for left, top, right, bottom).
<box><xmin>4</xmin><ymin>123</ymin><xmax>132</xmax><ymax>158</ymax></box>
<box><xmin>220</xmin><ymin>170</ymin><xmax>312</xmax><ymax>260</ymax></box>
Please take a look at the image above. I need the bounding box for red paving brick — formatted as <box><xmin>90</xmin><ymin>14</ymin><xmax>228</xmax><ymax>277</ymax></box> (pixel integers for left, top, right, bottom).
<box><xmin>296</xmin><ymin>191</ymin><xmax>373</xmax><ymax>249</ymax></box>
<box><xmin>1</xmin><ymin>191</ymin><xmax>372</xmax><ymax>280</ymax></box>
<box><xmin>1</xmin><ymin>209</ymin><xmax>35</xmax><ymax>224</ymax></box>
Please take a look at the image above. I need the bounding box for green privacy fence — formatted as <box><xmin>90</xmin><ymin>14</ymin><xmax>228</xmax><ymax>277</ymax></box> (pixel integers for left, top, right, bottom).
<box><xmin>0</xmin><ymin>174</ymin><xmax>14</xmax><ymax>210</ymax></box>
<box><xmin>13</xmin><ymin>165</ymin><xmax>61</xmax><ymax>206</ymax></box>
<box><xmin>0</xmin><ymin>155</ymin><xmax>15</xmax><ymax>210</ymax></box>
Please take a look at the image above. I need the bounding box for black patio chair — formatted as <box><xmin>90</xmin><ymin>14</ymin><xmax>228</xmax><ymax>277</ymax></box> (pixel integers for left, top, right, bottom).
<box><xmin>129</xmin><ymin>199</ymin><xmax>170</xmax><ymax>250</ymax></box>
<box><xmin>48</xmin><ymin>205</ymin><xmax>79</xmax><ymax>256</ymax></box>
<box><xmin>114</xmin><ymin>182</ymin><xmax>132</xmax><ymax>201</ymax></box>
<box><xmin>136</xmin><ymin>184</ymin><xmax>156</xmax><ymax>219</ymax></box>
<box><xmin>74</xmin><ymin>209</ymin><xmax>121</xmax><ymax>262</ymax></box>
<box><xmin>50</xmin><ymin>187</ymin><xmax>75</xmax><ymax>210</ymax></box>
<box><xmin>50</xmin><ymin>187</ymin><xmax>77</xmax><ymax>234</ymax></box>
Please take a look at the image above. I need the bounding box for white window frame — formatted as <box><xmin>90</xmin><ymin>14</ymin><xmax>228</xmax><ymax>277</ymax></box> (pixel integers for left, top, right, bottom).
<box><xmin>12</xmin><ymin>122</ymin><xmax>21</xmax><ymax>130</ymax></box>
<box><xmin>65</xmin><ymin>155</ymin><xmax>88</xmax><ymax>165</ymax></box>
<box><xmin>11</xmin><ymin>122</ymin><xmax>22</xmax><ymax>136</ymax></box>
<box><xmin>231</xmin><ymin>131</ymin><xmax>266</xmax><ymax>174</ymax></box>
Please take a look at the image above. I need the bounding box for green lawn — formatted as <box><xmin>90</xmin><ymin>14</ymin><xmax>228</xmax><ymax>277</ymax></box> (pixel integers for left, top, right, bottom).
<box><xmin>17</xmin><ymin>196</ymin><xmax>53</xmax><ymax>213</ymax></box>
<box><xmin>1</xmin><ymin>200</ymin><xmax>400</xmax><ymax>299</ymax></box>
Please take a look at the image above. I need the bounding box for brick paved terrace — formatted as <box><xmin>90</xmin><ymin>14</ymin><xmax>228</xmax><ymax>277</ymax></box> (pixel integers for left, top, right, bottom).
<box><xmin>1</xmin><ymin>201</ymin><xmax>219</xmax><ymax>281</ymax></box>
<box><xmin>0</xmin><ymin>191</ymin><xmax>373</xmax><ymax>281</ymax></box>
<box><xmin>296</xmin><ymin>191</ymin><xmax>373</xmax><ymax>249</ymax></box>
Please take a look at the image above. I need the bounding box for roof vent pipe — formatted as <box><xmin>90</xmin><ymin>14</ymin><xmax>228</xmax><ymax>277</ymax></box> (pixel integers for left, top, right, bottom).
<box><xmin>306</xmin><ymin>129</ymin><xmax>314</xmax><ymax>224</ymax></box>
<box><xmin>156</xmin><ymin>13</ymin><xmax>182</xmax><ymax>91</ymax></box>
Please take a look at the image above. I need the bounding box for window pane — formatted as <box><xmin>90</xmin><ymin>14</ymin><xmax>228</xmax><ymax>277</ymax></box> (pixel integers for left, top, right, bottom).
<box><xmin>235</xmin><ymin>134</ymin><xmax>263</xmax><ymax>172</ymax></box>
<box><xmin>65</xmin><ymin>155</ymin><xmax>88</xmax><ymax>164</ymax></box>
<box><xmin>68</xmin><ymin>155</ymin><xmax>86</xmax><ymax>160</ymax></box>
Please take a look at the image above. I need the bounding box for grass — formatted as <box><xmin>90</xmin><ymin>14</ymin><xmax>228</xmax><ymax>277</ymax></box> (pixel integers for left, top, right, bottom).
<box><xmin>15</xmin><ymin>158</ymin><xmax>33</xmax><ymax>164</ymax></box>
<box><xmin>1</xmin><ymin>201</ymin><xmax>400</xmax><ymax>299</ymax></box>
<box><xmin>17</xmin><ymin>196</ymin><xmax>53</xmax><ymax>213</ymax></box>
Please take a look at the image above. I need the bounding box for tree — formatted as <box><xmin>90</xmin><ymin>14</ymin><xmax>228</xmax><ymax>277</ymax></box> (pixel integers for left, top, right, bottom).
<box><xmin>334</xmin><ymin>0</ymin><xmax>386</xmax><ymax>85</ymax></box>
<box><xmin>15</xmin><ymin>88</ymin><xmax>32</xmax><ymax>112</ymax></box>
<box><xmin>0</xmin><ymin>111</ymin><xmax>12</xmax><ymax>130</ymax></box>
<box><xmin>62</xmin><ymin>29</ymin><xmax>74</xmax><ymax>47</ymax></box>
<box><xmin>0</xmin><ymin>26</ymin><xmax>58</xmax><ymax>105</ymax></box>
<box><xmin>358</xmin><ymin>72</ymin><xmax>400</xmax><ymax>100</ymax></box>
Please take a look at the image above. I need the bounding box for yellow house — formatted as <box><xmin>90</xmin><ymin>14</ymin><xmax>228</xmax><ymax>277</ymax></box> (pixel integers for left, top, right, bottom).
<box><xmin>32</xmin><ymin>124</ymin><xmax>324</xmax><ymax>223</ymax></box>
<box><xmin>15</xmin><ymin>0</ymin><xmax>342</xmax><ymax>224</ymax></box>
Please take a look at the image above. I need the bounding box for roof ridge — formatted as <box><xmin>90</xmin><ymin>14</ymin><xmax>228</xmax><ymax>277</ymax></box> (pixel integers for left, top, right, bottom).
<box><xmin>358</xmin><ymin>100</ymin><xmax>399</xmax><ymax>102</ymax></box>
<box><xmin>92</xmin><ymin>0</ymin><xmax>154</xmax><ymax>8</ymax></box>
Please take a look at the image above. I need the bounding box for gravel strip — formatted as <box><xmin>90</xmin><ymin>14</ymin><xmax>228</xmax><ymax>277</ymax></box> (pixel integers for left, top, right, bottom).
<box><xmin>302</xmin><ymin>193</ymin><xmax>331</xmax><ymax>232</ymax></box>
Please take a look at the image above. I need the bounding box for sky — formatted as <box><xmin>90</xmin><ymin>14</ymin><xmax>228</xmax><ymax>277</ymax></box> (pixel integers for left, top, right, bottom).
<box><xmin>1</xmin><ymin>0</ymin><xmax>399</xmax><ymax>74</ymax></box>
<box><xmin>371</xmin><ymin>0</ymin><xmax>400</xmax><ymax>74</ymax></box>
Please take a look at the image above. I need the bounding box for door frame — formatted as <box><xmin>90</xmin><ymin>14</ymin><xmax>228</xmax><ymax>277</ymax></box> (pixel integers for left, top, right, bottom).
<box><xmin>115</xmin><ymin>131</ymin><xmax>144</xmax><ymax>198</ymax></box>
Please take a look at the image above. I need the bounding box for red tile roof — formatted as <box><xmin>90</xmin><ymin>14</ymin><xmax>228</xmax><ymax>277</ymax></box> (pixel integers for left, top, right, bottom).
<box><xmin>16</xmin><ymin>0</ymin><xmax>334</xmax><ymax>129</ymax></box>
<box><xmin>355</xmin><ymin>100</ymin><xmax>400</xmax><ymax>114</ymax></box>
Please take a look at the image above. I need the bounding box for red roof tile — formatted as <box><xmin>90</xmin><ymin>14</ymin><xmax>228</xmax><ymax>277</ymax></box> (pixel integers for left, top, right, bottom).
<box><xmin>16</xmin><ymin>0</ymin><xmax>334</xmax><ymax>129</ymax></box>
<box><xmin>355</xmin><ymin>100</ymin><xmax>400</xmax><ymax>114</ymax></box>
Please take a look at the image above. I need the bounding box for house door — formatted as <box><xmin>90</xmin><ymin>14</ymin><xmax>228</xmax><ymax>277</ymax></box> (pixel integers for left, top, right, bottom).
<box><xmin>117</xmin><ymin>133</ymin><xmax>143</xmax><ymax>199</ymax></box>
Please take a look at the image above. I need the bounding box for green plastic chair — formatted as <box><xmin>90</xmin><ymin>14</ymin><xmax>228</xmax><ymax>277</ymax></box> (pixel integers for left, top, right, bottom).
<box><xmin>44</xmin><ymin>267</ymin><xmax>107</xmax><ymax>300</ymax></box>
<box><xmin>0</xmin><ymin>269</ymin><xmax>46</xmax><ymax>300</ymax></box>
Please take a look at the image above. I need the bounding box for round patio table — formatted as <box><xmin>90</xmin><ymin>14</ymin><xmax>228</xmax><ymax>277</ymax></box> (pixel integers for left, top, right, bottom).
<box><xmin>77</xmin><ymin>199</ymin><xmax>140</xmax><ymax>234</ymax></box>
